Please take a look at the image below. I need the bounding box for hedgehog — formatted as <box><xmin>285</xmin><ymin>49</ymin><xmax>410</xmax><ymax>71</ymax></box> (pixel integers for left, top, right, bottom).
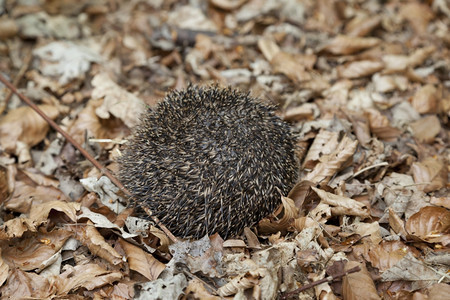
<box><xmin>119</xmin><ymin>85</ymin><xmax>298</xmax><ymax>239</ymax></box>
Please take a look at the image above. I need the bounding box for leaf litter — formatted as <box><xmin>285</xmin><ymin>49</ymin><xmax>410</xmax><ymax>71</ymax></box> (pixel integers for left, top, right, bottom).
<box><xmin>0</xmin><ymin>0</ymin><xmax>449</xmax><ymax>299</ymax></box>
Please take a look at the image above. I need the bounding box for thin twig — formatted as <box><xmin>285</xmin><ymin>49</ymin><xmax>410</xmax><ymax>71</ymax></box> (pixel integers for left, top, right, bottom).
<box><xmin>280</xmin><ymin>266</ymin><xmax>361</xmax><ymax>299</ymax></box>
<box><xmin>0</xmin><ymin>74</ymin><xmax>179</xmax><ymax>243</ymax></box>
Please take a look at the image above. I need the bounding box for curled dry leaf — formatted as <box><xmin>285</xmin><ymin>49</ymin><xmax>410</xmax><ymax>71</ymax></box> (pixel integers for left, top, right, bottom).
<box><xmin>218</xmin><ymin>268</ymin><xmax>267</xmax><ymax>297</ymax></box>
<box><xmin>388</xmin><ymin>208</ymin><xmax>407</xmax><ymax>239</ymax></box>
<box><xmin>258</xmin><ymin>196</ymin><xmax>299</xmax><ymax>235</ymax></box>
<box><xmin>412</xmin><ymin>84</ymin><xmax>438</xmax><ymax>114</ymax></box>
<box><xmin>399</xmin><ymin>2</ymin><xmax>434</xmax><ymax>35</ymax></box>
<box><xmin>312</xmin><ymin>187</ymin><xmax>369</xmax><ymax>218</ymax></box>
<box><xmin>0</xmin><ymin>105</ymin><xmax>59</xmax><ymax>153</ymax></box>
<box><xmin>337</xmin><ymin>60</ymin><xmax>384</xmax><ymax>79</ymax></box>
<box><xmin>54</xmin><ymin>263</ymin><xmax>122</xmax><ymax>295</ymax></box>
<box><xmin>342</xmin><ymin>261</ymin><xmax>381</xmax><ymax>300</ymax></box>
<box><xmin>1</xmin><ymin>229</ymin><xmax>72</xmax><ymax>271</ymax></box>
<box><xmin>320</xmin><ymin>35</ymin><xmax>380</xmax><ymax>55</ymax></box>
<box><xmin>29</xmin><ymin>200</ymin><xmax>80</xmax><ymax>225</ymax></box>
<box><xmin>304</xmin><ymin>136</ymin><xmax>358</xmax><ymax>184</ymax></box>
<box><xmin>405</xmin><ymin>206</ymin><xmax>450</xmax><ymax>245</ymax></box>
<box><xmin>271</xmin><ymin>51</ymin><xmax>315</xmax><ymax>82</ymax></box>
<box><xmin>69</xmin><ymin>220</ymin><xmax>123</xmax><ymax>266</ymax></box>
<box><xmin>118</xmin><ymin>238</ymin><xmax>165</xmax><ymax>281</ymax></box>
<box><xmin>411</xmin><ymin>157</ymin><xmax>446</xmax><ymax>192</ymax></box>
<box><xmin>0</xmin><ymin>217</ymin><xmax>35</xmax><ymax>240</ymax></box>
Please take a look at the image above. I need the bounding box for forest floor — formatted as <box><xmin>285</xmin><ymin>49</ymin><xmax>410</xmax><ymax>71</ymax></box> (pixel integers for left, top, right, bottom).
<box><xmin>0</xmin><ymin>0</ymin><xmax>449</xmax><ymax>299</ymax></box>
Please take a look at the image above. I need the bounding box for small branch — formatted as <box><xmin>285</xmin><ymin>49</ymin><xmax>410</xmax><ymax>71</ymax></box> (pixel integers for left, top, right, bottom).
<box><xmin>280</xmin><ymin>266</ymin><xmax>361</xmax><ymax>299</ymax></box>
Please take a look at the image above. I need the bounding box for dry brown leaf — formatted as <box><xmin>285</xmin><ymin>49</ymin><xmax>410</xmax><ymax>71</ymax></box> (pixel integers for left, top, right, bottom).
<box><xmin>0</xmin><ymin>105</ymin><xmax>59</xmax><ymax>153</ymax></box>
<box><xmin>337</xmin><ymin>60</ymin><xmax>384</xmax><ymax>79</ymax></box>
<box><xmin>293</xmin><ymin>216</ymin><xmax>318</xmax><ymax>232</ymax></box>
<box><xmin>352</xmin><ymin>221</ymin><xmax>382</xmax><ymax>245</ymax></box>
<box><xmin>342</xmin><ymin>261</ymin><xmax>381</xmax><ymax>300</ymax></box>
<box><xmin>218</xmin><ymin>268</ymin><xmax>267</xmax><ymax>297</ymax></box>
<box><xmin>365</xmin><ymin>108</ymin><xmax>401</xmax><ymax>142</ymax></box>
<box><xmin>303</xmin><ymin>130</ymin><xmax>339</xmax><ymax>169</ymax></box>
<box><xmin>381</xmin><ymin>252</ymin><xmax>445</xmax><ymax>282</ymax></box>
<box><xmin>0</xmin><ymin>217</ymin><xmax>36</xmax><ymax>240</ymax></box>
<box><xmin>410</xmin><ymin>115</ymin><xmax>441</xmax><ymax>143</ymax></box>
<box><xmin>400</xmin><ymin>2</ymin><xmax>434</xmax><ymax>35</ymax></box>
<box><xmin>92</xmin><ymin>73</ymin><xmax>145</xmax><ymax>129</ymax></box>
<box><xmin>5</xmin><ymin>180</ymin><xmax>70</xmax><ymax>214</ymax></box>
<box><xmin>257</xmin><ymin>38</ymin><xmax>280</xmax><ymax>62</ymax></box>
<box><xmin>412</xmin><ymin>84</ymin><xmax>439</xmax><ymax>114</ymax></box>
<box><xmin>372</xmin><ymin>73</ymin><xmax>408</xmax><ymax>93</ymax></box>
<box><xmin>258</xmin><ymin>196</ymin><xmax>299</xmax><ymax>235</ymax></box>
<box><xmin>70</xmin><ymin>221</ymin><xmax>123</xmax><ymax>266</ymax></box>
<box><xmin>304</xmin><ymin>136</ymin><xmax>358</xmax><ymax>184</ymax></box>
<box><xmin>184</xmin><ymin>277</ymin><xmax>221</xmax><ymax>299</ymax></box>
<box><xmin>29</xmin><ymin>200</ymin><xmax>80</xmax><ymax>224</ymax></box>
<box><xmin>0</xmin><ymin>268</ymin><xmax>52</xmax><ymax>299</ymax></box>
<box><xmin>1</xmin><ymin>229</ymin><xmax>72</xmax><ymax>271</ymax></box>
<box><xmin>0</xmin><ymin>18</ymin><xmax>18</xmax><ymax>39</ymax></box>
<box><xmin>382</xmin><ymin>46</ymin><xmax>435</xmax><ymax>73</ymax></box>
<box><xmin>345</xmin><ymin>15</ymin><xmax>381</xmax><ymax>37</ymax></box>
<box><xmin>367</xmin><ymin>241</ymin><xmax>409</xmax><ymax>272</ymax></box>
<box><xmin>223</xmin><ymin>239</ymin><xmax>247</xmax><ymax>248</ymax></box>
<box><xmin>68</xmin><ymin>99</ymin><xmax>128</xmax><ymax>145</ymax></box>
<box><xmin>118</xmin><ymin>238</ymin><xmax>165</xmax><ymax>281</ymax></box>
<box><xmin>287</xmin><ymin>180</ymin><xmax>315</xmax><ymax>209</ymax></box>
<box><xmin>427</xmin><ymin>283</ymin><xmax>450</xmax><ymax>300</ymax></box>
<box><xmin>320</xmin><ymin>35</ymin><xmax>381</xmax><ymax>55</ymax></box>
<box><xmin>210</xmin><ymin>0</ymin><xmax>247</xmax><ymax>11</ymax></box>
<box><xmin>430</xmin><ymin>196</ymin><xmax>450</xmax><ymax>209</ymax></box>
<box><xmin>312</xmin><ymin>187</ymin><xmax>369</xmax><ymax>218</ymax></box>
<box><xmin>0</xmin><ymin>249</ymin><xmax>10</xmax><ymax>286</ymax></box>
<box><xmin>54</xmin><ymin>263</ymin><xmax>122</xmax><ymax>295</ymax></box>
<box><xmin>388</xmin><ymin>208</ymin><xmax>407</xmax><ymax>239</ymax></box>
<box><xmin>405</xmin><ymin>206</ymin><xmax>450</xmax><ymax>245</ymax></box>
<box><xmin>411</xmin><ymin>157</ymin><xmax>447</xmax><ymax>192</ymax></box>
<box><xmin>283</xmin><ymin>103</ymin><xmax>319</xmax><ymax>122</ymax></box>
<box><xmin>271</xmin><ymin>51</ymin><xmax>315</xmax><ymax>82</ymax></box>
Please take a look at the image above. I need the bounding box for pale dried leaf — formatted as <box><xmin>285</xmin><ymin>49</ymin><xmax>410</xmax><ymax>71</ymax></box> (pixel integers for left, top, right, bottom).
<box><xmin>257</xmin><ymin>38</ymin><xmax>280</xmax><ymax>62</ymax></box>
<box><xmin>372</xmin><ymin>74</ymin><xmax>408</xmax><ymax>93</ymax></box>
<box><xmin>345</xmin><ymin>15</ymin><xmax>381</xmax><ymax>37</ymax></box>
<box><xmin>312</xmin><ymin>187</ymin><xmax>369</xmax><ymax>218</ymax></box>
<box><xmin>218</xmin><ymin>268</ymin><xmax>267</xmax><ymax>297</ymax></box>
<box><xmin>271</xmin><ymin>51</ymin><xmax>314</xmax><ymax>82</ymax></box>
<box><xmin>304</xmin><ymin>136</ymin><xmax>358</xmax><ymax>184</ymax></box>
<box><xmin>210</xmin><ymin>0</ymin><xmax>247</xmax><ymax>11</ymax></box>
<box><xmin>337</xmin><ymin>60</ymin><xmax>384</xmax><ymax>79</ymax></box>
<box><xmin>303</xmin><ymin>130</ymin><xmax>339</xmax><ymax>169</ymax></box>
<box><xmin>118</xmin><ymin>238</ymin><xmax>165</xmax><ymax>281</ymax></box>
<box><xmin>0</xmin><ymin>268</ymin><xmax>52</xmax><ymax>299</ymax></box>
<box><xmin>0</xmin><ymin>249</ymin><xmax>10</xmax><ymax>286</ymax></box>
<box><xmin>388</xmin><ymin>208</ymin><xmax>407</xmax><ymax>239</ymax></box>
<box><xmin>29</xmin><ymin>200</ymin><xmax>80</xmax><ymax>224</ymax></box>
<box><xmin>412</xmin><ymin>84</ymin><xmax>438</xmax><ymax>114</ymax></box>
<box><xmin>320</xmin><ymin>35</ymin><xmax>380</xmax><ymax>55</ymax></box>
<box><xmin>92</xmin><ymin>73</ymin><xmax>145</xmax><ymax>128</ymax></box>
<box><xmin>54</xmin><ymin>264</ymin><xmax>122</xmax><ymax>295</ymax></box>
<box><xmin>381</xmin><ymin>252</ymin><xmax>444</xmax><ymax>282</ymax></box>
<box><xmin>0</xmin><ymin>217</ymin><xmax>36</xmax><ymax>240</ymax></box>
<box><xmin>382</xmin><ymin>46</ymin><xmax>435</xmax><ymax>73</ymax></box>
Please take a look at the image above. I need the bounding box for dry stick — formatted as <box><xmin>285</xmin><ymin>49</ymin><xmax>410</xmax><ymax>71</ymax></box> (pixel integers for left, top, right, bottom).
<box><xmin>0</xmin><ymin>74</ymin><xmax>179</xmax><ymax>244</ymax></box>
<box><xmin>280</xmin><ymin>266</ymin><xmax>361</xmax><ymax>299</ymax></box>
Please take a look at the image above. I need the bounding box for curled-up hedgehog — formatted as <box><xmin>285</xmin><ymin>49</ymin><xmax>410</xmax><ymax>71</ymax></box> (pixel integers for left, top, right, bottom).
<box><xmin>119</xmin><ymin>85</ymin><xmax>298</xmax><ymax>239</ymax></box>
